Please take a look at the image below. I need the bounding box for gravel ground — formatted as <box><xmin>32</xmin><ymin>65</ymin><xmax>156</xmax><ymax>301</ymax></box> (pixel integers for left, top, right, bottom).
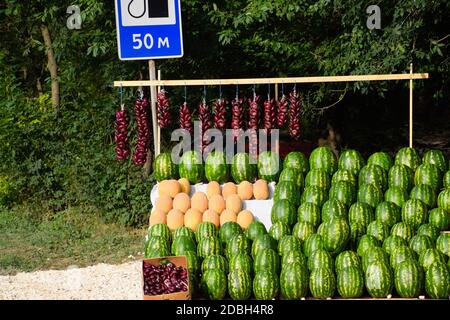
<box><xmin>0</xmin><ymin>261</ymin><xmax>143</xmax><ymax>300</ymax></box>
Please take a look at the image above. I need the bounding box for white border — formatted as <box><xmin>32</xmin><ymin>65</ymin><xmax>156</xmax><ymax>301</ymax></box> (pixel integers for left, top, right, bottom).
<box><xmin>115</xmin><ymin>0</ymin><xmax>184</xmax><ymax>60</ymax></box>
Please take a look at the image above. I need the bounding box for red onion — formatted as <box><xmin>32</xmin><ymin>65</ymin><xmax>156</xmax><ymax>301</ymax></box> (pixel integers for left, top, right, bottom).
<box><xmin>213</xmin><ymin>98</ymin><xmax>226</xmax><ymax>130</ymax></box>
<box><xmin>114</xmin><ymin>109</ymin><xmax>130</xmax><ymax>160</ymax></box>
<box><xmin>157</xmin><ymin>90</ymin><xmax>170</xmax><ymax>128</ymax></box>
<box><xmin>288</xmin><ymin>90</ymin><xmax>302</xmax><ymax>139</ymax></box>
<box><xmin>132</xmin><ymin>97</ymin><xmax>150</xmax><ymax>166</ymax></box>
<box><xmin>180</xmin><ymin>102</ymin><xmax>192</xmax><ymax>134</ymax></box>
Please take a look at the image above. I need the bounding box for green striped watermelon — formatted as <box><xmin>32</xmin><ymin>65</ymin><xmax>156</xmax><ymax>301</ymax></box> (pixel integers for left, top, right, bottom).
<box><xmin>423</xmin><ymin>149</ymin><xmax>447</xmax><ymax>174</ymax></box>
<box><xmin>329</xmin><ymin>181</ymin><xmax>356</xmax><ymax>206</ymax></box>
<box><xmin>356</xmin><ymin>234</ymin><xmax>380</xmax><ymax>257</ymax></box>
<box><xmin>303</xmin><ymin>234</ymin><xmax>325</xmax><ymax>257</ymax></box>
<box><xmin>226</xmin><ymin>233</ymin><xmax>251</xmax><ymax>258</ymax></box>
<box><xmin>283</xmin><ymin>151</ymin><xmax>309</xmax><ymax>175</ymax></box>
<box><xmin>271</xmin><ymin>199</ymin><xmax>297</xmax><ymax>227</ymax></box>
<box><xmin>444</xmin><ymin>171</ymin><xmax>450</xmax><ymax>189</ymax></box>
<box><xmin>219</xmin><ymin>222</ymin><xmax>242</xmax><ymax>247</ymax></box>
<box><xmin>335</xmin><ymin>251</ymin><xmax>362</xmax><ymax>272</ymax></box>
<box><xmin>359</xmin><ymin>164</ymin><xmax>387</xmax><ymax>191</ymax></box>
<box><xmin>390</xmin><ymin>222</ymin><xmax>415</xmax><ymax>242</ymax></box>
<box><xmin>205</xmin><ymin>151</ymin><xmax>229</xmax><ymax>183</ymax></box>
<box><xmin>148</xmin><ymin>223</ymin><xmax>171</xmax><ymax>241</ymax></box>
<box><xmin>305</xmin><ymin>169</ymin><xmax>331</xmax><ymax>190</ymax></box>
<box><xmin>417</xmin><ymin>223</ymin><xmax>440</xmax><ymax>243</ymax></box>
<box><xmin>348</xmin><ymin>202</ymin><xmax>374</xmax><ymax>227</ymax></box>
<box><xmin>274</xmin><ymin>181</ymin><xmax>300</xmax><ymax>207</ymax></box>
<box><xmin>362</xmin><ymin>247</ymin><xmax>389</xmax><ymax>272</ymax></box>
<box><xmin>388</xmin><ymin>164</ymin><xmax>414</xmax><ymax>192</ymax></box>
<box><xmin>254</xmin><ymin>248</ymin><xmax>280</xmax><ymax>275</ymax></box>
<box><xmin>171</xmin><ymin>235</ymin><xmax>196</xmax><ymax>256</ymax></box>
<box><xmin>415</xmin><ymin>163</ymin><xmax>442</xmax><ymax>192</ymax></box>
<box><xmin>401</xmin><ymin>199</ymin><xmax>428</xmax><ymax>229</ymax></box>
<box><xmin>278</xmin><ymin>235</ymin><xmax>302</xmax><ymax>256</ymax></box>
<box><xmin>196</xmin><ymin>222</ymin><xmax>219</xmax><ymax>243</ymax></box>
<box><xmin>409</xmin><ymin>235</ymin><xmax>434</xmax><ymax>256</ymax></box>
<box><xmin>367</xmin><ymin>152</ymin><xmax>393</xmax><ymax>172</ymax></box>
<box><xmin>365</xmin><ymin>261</ymin><xmax>393</xmax><ymax>298</ymax></box>
<box><xmin>349</xmin><ymin>222</ymin><xmax>366</xmax><ymax>250</ymax></box>
<box><xmin>184</xmin><ymin>250</ymin><xmax>199</xmax><ymax>274</ymax></box>
<box><xmin>308</xmin><ymin>249</ymin><xmax>334</xmax><ymax>271</ymax></box>
<box><xmin>321</xmin><ymin>199</ymin><xmax>347</xmax><ymax>222</ymax></box>
<box><xmin>201</xmin><ymin>254</ymin><xmax>228</xmax><ymax>273</ymax></box>
<box><xmin>231</xmin><ymin>152</ymin><xmax>257</xmax><ymax>183</ymax></box>
<box><xmin>425</xmin><ymin>262</ymin><xmax>450</xmax><ymax>299</ymax></box>
<box><xmin>375</xmin><ymin>201</ymin><xmax>401</xmax><ymax>228</ymax></box>
<box><xmin>297</xmin><ymin>202</ymin><xmax>321</xmax><ymax>227</ymax></box>
<box><xmin>197</xmin><ymin>236</ymin><xmax>221</xmax><ymax>259</ymax></box>
<box><xmin>383</xmin><ymin>235</ymin><xmax>407</xmax><ymax>256</ymax></box>
<box><xmin>395</xmin><ymin>147</ymin><xmax>421</xmax><ymax>172</ymax></box>
<box><xmin>179</xmin><ymin>150</ymin><xmax>204</xmax><ymax>184</ymax></box>
<box><xmin>201</xmin><ymin>269</ymin><xmax>227</xmax><ymax>300</ymax></box>
<box><xmin>269</xmin><ymin>221</ymin><xmax>291</xmax><ymax>241</ymax></box>
<box><xmin>410</xmin><ymin>184</ymin><xmax>437</xmax><ymax>208</ymax></box>
<box><xmin>145</xmin><ymin>242</ymin><xmax>170</xmax><ymax>258</ymax></box>
<box><xmin>436</xmin><ymin>234</ymin><xmax>450</xmax><ymax>257</ymax></box>
<box><xmin>337</xmin><ymin>266</ymin><xmax>364</xmax><ymax>298</ymax></box>
<box><xmin>301</xmin><ymin>186</ymin><xmax>328</xmax><ymax>207</ymax></box>
<box><xmin>279</xmin><ymin>167</ymin><xmax>305</xmax><ymax>190</ymax></box>
<box><xmin>358</xmin><ymin>183</ymin><xmax>383</xmax><ymax>208</ymax></box>
<box><xmin>282</xmin><ymin>250</ymin><xmax>307</xmax><ymax>267</ymax></box>
<box><xmin>258</xmin><ymin>151</ymin><xmax>281</xmax><ymax>182</ymax></box>
<box><xmin>390</xmin><ymin>246</ymin><xmax>416</xmax><ymax>270</ymax></box>
<box><xmin>384</xmin><ymin>186</ymin><xmax>409</xmax><ymax>208</ymax></box>
<box><xmin>153</xmin><ymin>153</ymin><xmax>178</xmax><ymax>181</ymax></box>
<box><xmin>309</xmin><ymin>146</ymin><xmax>338</xmax><ymax>176</ymax></box>
<box><xmin>331</xmin><ymin>169</ymin><xmax>357</xmax><ymax>186</ymax></box>
<box><xmin>292</xmin><ymin>221</ymin><xmax>316</xmax><ymax>242</ymax></box>
<box><xmin>437</xmin><ymin>188</ymin><xmax>450</xmax><ymax>212</ymax></box>
<box><xmin>317</xmin><ymin>217</ymin><xmax>350</xmax><ymax>256</ymax></box>
<box><xmin>394</xmin><ymin>260</ymin><xmax>423</xmax><ymax>298</ymax></box>
<box><xmin>245</xmin><ymin>221</ymin><xmax>267</xmax><ymax>241</ymax></box>
<box><xmin>419</xmin><ymin>249</ymin><xmax>447</xmax><ymax>271</ymax></box>
<box><xmin>338</xmin><ymin>149</ymin><xmax>365</xmax><ymax>176</ymax></box>
<box><xmin>251</xmin><ymin>234</ymin><xmax>277</xmax><ymax>258</ymax></box>
<box><xmin>229</xmin><ymin>252</ymin><xmax>253</xmax><ymax>275</ymax></box>
<box><xmin>428</xmin><ymin>208</ymin><xmax>450</xmax><ymax>231</ymax></box>
<box><xmin>173</xmin><ymin>226</ymin><xmax>196</xmax><ymax>243</ymax></box>
<box><xmin>367</xmin><ymin>221</ymin><xmax>390</xmax><ymax>242</ymax></box>
<box><xmin>228</xmin><ymin>270</ymin><xmax>252</xmax><ymax>300</ymax></box>
<box><xmin>280</xmin><ymin>262</ymin><xmax>309</xmax><ymax>299</ymax></box>
<box><xmin>253</xmin><ymin>271</ymin><xmax>280</xmax><ymax>300</ymax></box>
<box><xmin>310</xmin><ymin>267</ymin><xmax>336</xmax><ymax>299</ymax></box>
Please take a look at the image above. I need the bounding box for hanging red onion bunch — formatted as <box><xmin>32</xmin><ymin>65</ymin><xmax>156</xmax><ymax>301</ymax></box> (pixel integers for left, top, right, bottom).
<box><xmin>263</xmin><ymin>97</ymin><xmax>276</xmax><ymax>134</ymax></box>
<box><xmin>231</xmin><ymin>97</ymin><xmax>244</xmax><ymax>139</ymax></box>
<box><xmin>157</xmin><ymin>89</ymin><xmax>171</xmax><ymax>128</ymax></box>
<box><xmin>179</xmin><ymin>102</ymin><xmax>193</xmax><ymax>134</ymax></box>
<box><xmin>132</xmin><ymin>96</ymin><xmax>150</xmax><ymax>165</ymax></box>
<box><xmin>198</xmin><ymin>99</ymin><xmax>212</xmax><ymax>150</ymax></box>
<box><xmin>114</xmin><ymin>108</ymin><xmax>130</xmax><ymax>161</ymax></box>
<box><xmin>213</xmin><ymin>98</ymin><xmax>227</xmax><ymax>130</ymax></box>
<box><xmin>288</xmin><ymin>90</ymin><xmax>302</xmax><ymax>139</ymax></box>
<box><xmin>277</xmin><ymin>94</ymin><xmax>289</xmax><ymax>127</ymax></box>
<box><xmin>248</xmin><ymin>95</ymin><xmax>261</xmax><ymax>156</ymax></box>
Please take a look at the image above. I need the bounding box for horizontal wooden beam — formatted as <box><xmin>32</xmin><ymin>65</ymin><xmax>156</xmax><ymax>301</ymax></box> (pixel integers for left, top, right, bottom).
<box><xmin>114</xmin><ymin>73</ymin><xmax>429</xmax><ymax>87</ymax></box>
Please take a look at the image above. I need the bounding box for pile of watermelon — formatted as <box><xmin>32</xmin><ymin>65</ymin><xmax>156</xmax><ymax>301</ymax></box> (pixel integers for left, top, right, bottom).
<box><xmin>148</xmin><ymin>146</ymin><xmax>450</xmax><ymax>299</ymax></box>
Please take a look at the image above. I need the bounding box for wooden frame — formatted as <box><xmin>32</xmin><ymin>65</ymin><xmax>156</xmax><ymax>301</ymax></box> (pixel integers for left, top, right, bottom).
<box><xmin>114</xmin><ymin>68</ymin><xmax>429</xmax><ymax>157</ymax></box>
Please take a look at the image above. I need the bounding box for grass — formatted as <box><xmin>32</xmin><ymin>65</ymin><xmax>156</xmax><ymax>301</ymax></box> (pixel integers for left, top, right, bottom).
<box><xmin>0</xmin><ymin>205</ymin><xmax>147</xmax><ymax>275</ymax></box>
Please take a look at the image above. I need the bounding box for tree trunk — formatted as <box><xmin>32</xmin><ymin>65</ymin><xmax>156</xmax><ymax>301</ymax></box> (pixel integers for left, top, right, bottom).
<box><xmin>41</xmin><ymin>24</ymin><xmax>59</xmax><ymax>113</ymax></box>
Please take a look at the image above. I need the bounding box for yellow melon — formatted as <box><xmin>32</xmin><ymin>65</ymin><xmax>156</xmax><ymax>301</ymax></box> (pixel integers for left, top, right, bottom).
<box><xmin>149</xmin><ymin>209</ymin><xmax>167</xmax><ymax>226</ymax></box>
<box><xmin>253</xmin><ymin>179</ymin><xmax>270</xmax><ymax>200</ymax></box>
<box><xmin>208</xmin><ymin>194</ymin><xmax>226</xmax><ymax>214</ymax></box>
<box><xmin>225</xmin><ymin>194</ymin><xmax>242</xmax><ymax>214</ymax></box>
<box><xmin>184</xmin><ymin>208</ymin><xmax>202</xmax><ymax>231</ymax></box>
<box><xmin>237</xmin><ymin>181</ymin><xmax>253</xmax><ymax>200</ymax></box>
<box><xmin>178</xmin><ymin>178</ymin><xmax>191</xmax><ymax>194</ymax></box>
<box><xmin>222</xmin><ymin>182</ymin><xmax>237</xmax><ymax>199</ymax></box>
<box><xmin>237</xmin><ymin>210</ymin><xmax>254</xmax><ymax>229</ymax></box>
<box><xmin>155</xmin><ymin>195</ymin><xmax>173</xmax><ymax>213</ymax></box>
<box><xmin>202</xmin><ymin>209</ymin><xmax>220</xmax><ymax>228</ymax></box>
<box><xmin>158</xmin><ymin>179</ymin><xmax>181</xmax><ymax>198</ymax></box>
<box><xmin>166</xmin><ymin>209</ymin><xmax>184</xmax><ymax>231</ymax></box>
<box><xmin>220</xmin><ymin>209</ymin><xmax>237</xmax><ymax>226</ymax></box>
<box><xmin>206</xmin><ymin>181</ymin><xmax>221</xmax><ymax>198</ymax></box>
<box><xmin>191</xmin><ymin>192</ymin><xmax>208</xmax><ymax>212</ymax></box>
<box><xmin>172</xmin><ymin>192</ymin><xmax>191</xmax><ymax>213</ymax></box>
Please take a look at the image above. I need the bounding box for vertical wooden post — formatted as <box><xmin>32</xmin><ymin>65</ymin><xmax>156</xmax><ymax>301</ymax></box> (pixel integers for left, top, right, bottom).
<box><xmin>149</xmin><ymin>60</ymin><xmax>158</xmax><ymax>156</ymax></box>
<box><xmin>275</xmin><ymin>83</ymin><xmax>279</xmax><ymax>101</ymax></box>
<box><xmin>409</xmin><ymin>63</ymin><xmax>413</xmax><ymax>148</ymax></box>
<box><xmin>157</xmin><ymin>69</ymin><xmax>161</xmax><ymax>156</ymax></box>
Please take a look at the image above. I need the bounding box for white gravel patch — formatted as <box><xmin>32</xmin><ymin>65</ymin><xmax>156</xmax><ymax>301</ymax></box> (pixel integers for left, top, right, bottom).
<box><xmin>0</xmin><ymin>261</ymin><xmax>143</xmax><ymax>300</ymax></box>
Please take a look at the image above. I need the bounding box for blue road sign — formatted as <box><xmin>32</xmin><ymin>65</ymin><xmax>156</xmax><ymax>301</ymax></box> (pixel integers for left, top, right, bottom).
<box><xmin>115</xmin><ymin>0</ymin><xmax>183</xmax><ymax>60</ymax></box>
